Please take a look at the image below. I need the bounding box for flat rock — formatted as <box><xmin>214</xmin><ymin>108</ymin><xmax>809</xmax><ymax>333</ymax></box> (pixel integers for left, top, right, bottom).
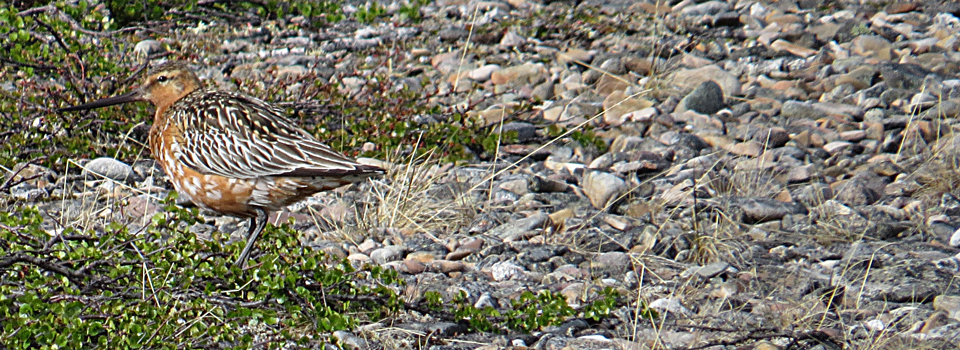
<box><xmin>490</xmin><ymin>62</ymin><xmax>547</xmax><ymax>86</ymax></box>
<box><xmin>485</xmin><ymin>212</ymin><xmax>550</xmax><ymax>240</ymax></box>
<box><xmin>770</xmin><ymin>39</ymin><xmax>818</xmax><ymax>58</ymax></box>
<box><xmin>723</xmin><ymin>197</ymin><xmax>808</xmax><ymax>223</ymax></box>
<box><xmin>780</xmin><ymin>100</ymin><xmax>823</xmax><ymax>120</ymax></box>
<box><xmin>851</xmin><ymin>35</ymin><xmax>894</xmax><ymax>61</ymax></box>
<box><xmin>672</xmin><ymin>65</ymin><xmax>741</xmax><ymax>96</ymax></box>
<box><xmin>602</xmin><ymin>91</ymin><xmax>655</xmax><ymax>125</ymax></box>
<box><xmin>469</xmin><ymin>64</ymin><xmax>500</xmax><ymax>82</ymax></box>
<box><xmin>678</xmin><ymin>0</ymin><xmax>729</xmax><ymax>17</ymax></box>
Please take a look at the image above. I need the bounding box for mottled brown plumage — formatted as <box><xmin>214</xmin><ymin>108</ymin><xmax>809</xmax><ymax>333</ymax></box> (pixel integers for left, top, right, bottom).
<box><xmin>59</xmin><ymin>61</ymin><xmax>383</xmax><ymax>267</ymax></box>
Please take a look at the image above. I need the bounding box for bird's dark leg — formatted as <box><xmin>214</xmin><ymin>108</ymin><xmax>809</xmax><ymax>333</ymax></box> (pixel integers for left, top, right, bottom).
<box><xmin>235</xmin><ymin>208</ymin><xmax>268</xmax><ymax>268</ymax></box>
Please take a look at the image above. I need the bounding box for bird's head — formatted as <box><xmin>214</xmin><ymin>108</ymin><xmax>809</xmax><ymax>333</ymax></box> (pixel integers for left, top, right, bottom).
<box><xmin>58</xmin><ymin>61</ymin><xmax>201</xmax><ymax>113</ymax></box>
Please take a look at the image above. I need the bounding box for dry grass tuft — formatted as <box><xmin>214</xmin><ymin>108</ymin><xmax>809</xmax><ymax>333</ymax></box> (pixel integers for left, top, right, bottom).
<box><xmin>911</xmin><ymin>133</ymin><xmax>960</xmax><ymax>206</ymax></box>
<box><xmin>367</xmin><ymin>148</ymin><xmax>479</xmax><ymax>233</ymax></box>
<box><xmin>310</xmin><ymin>143</ymin><xmax>481</xmax><ymax>245</ymax></box>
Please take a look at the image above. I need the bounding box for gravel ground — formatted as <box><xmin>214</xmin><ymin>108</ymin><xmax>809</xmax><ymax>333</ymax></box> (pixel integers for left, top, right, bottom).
<box><xmin>6</xmin><ymin>0</ymin><xmax>960</xmax><ymax>349</ymax></box>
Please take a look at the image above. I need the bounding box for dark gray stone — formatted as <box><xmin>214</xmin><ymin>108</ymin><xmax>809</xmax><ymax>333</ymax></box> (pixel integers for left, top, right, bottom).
<box><xmin>680</xmin><ymin>80</ymin><xmax>725</xmax><ymax>115</ymax></box>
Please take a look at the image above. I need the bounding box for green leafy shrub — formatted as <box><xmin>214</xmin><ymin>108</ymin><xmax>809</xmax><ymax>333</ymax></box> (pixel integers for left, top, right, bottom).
<box><xmin>100</xmin><ymin>0</ymin><xmax>344</xmax><ymax>27</ymax></box>
<box><xmin>0</xmin><ymin>194</ymin><xmax>403</xmax><ymax>349</ymax></box>
<box><xmin>278</xmin><ymin>74</ymin><xmax>522</xmax><ymax>163</ymax></box>
<box><xmin>503</xmin><ymin>290</ymin><xmax>576</xmax><ymax>332</ymax></box>
<box><xmin>546</xmin><ymin>124</ymin><xmax>609</xmax><ymax>153</ymax></box>
<box><xmin>397</xmin><ymin>0</ymin><xmax>429</xmax><ymax>23</ymax></box>
<box><xmin>420</xmin><ymin>286</ymin><xmax>639</xmax><ymax>334</ymax></box>
<box><xmin>0</xmin><ymin>2</ymin><xmax>142</xmax><ymax>170</ymax></box>
<box><xmin>354</xmin><ymin>2</ymin><xmax>385</xmax><ymax>24</ymax></box>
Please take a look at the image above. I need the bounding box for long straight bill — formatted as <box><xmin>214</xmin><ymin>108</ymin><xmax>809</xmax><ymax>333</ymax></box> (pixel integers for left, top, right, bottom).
<box><xmin>58</xmin><ymin>90</ymin><xmax>143</xmax><ymax>112</ymax></box>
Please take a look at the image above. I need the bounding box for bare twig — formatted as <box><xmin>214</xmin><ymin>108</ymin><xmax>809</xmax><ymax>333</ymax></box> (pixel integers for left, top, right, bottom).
<box><xmin>43</xmin><ymin>234</ymin><xmax>100</xmax><ymax>251</ymax></box>
<box><xmin>0</xmin><ymin>56</ymin><xmax>57</xmax><ymax>71</ymax></box>
<box><xmin>117</xmin><ymin>52</ymin><xmax>174</xmax><ymax>87</ymax></box>
<box><xmin>0</xmin><ymin>156</ymin><xmax>48</xmax><ymax>193</ymax></box>
<box><xmin>18</xmin><ymin>5</ymin><xmax>144</xmax><ymax>37</ymax></box>
<box><xmin>0</xmin><ymin>252</ymin><xmax>87</xmax><ymax>282</ymax></box>
<box><xmin>675</xmin><ymin>328</ymin><xmax>837</xmax><ymax>350</ymax></box>
<box><xmin>33</xmin><ymin>17</ymin><xmax>73</xmax><ymax>53</ymax></box>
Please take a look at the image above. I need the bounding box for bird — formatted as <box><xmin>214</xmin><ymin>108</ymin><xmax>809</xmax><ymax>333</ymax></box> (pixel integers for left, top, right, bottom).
<box><xmin>59</xmin><ymin>61</ymin><xmax>384</xmax><ymax>268</ymax></box>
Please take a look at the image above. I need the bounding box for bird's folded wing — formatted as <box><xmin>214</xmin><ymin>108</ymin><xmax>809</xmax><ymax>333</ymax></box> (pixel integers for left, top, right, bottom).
<box><xmin>172</xmin><ymin>91</ymin><xmax>380</xmax><ymax>179</ymax></box>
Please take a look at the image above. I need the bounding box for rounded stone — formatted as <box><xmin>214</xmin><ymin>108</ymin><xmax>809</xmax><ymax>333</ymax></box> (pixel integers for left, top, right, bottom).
<box><xmin>678</xmin><ymin>80</ymin><xmax>725</xmax><ymax>115</ymax></box>
<box><xmin>581</xmin><ymin>171</ymin><xmax>627</xmax><ymax>209</ymax></box>
<box><xmin>84</xmin><ymin>157</ymin><xmax>138</xmax><ymax>183</ymax></box>
<box><xmin>369</xmin><ymin>246</ymin><xmax>404</xmax><ymax>264</ymax></box>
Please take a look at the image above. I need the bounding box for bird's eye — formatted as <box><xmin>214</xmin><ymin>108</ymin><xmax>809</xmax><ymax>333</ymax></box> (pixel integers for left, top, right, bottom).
<box><xmin>157</xmin><ymin>75</ymin><xmax>168</xmax><ymax>82</ymax></box>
